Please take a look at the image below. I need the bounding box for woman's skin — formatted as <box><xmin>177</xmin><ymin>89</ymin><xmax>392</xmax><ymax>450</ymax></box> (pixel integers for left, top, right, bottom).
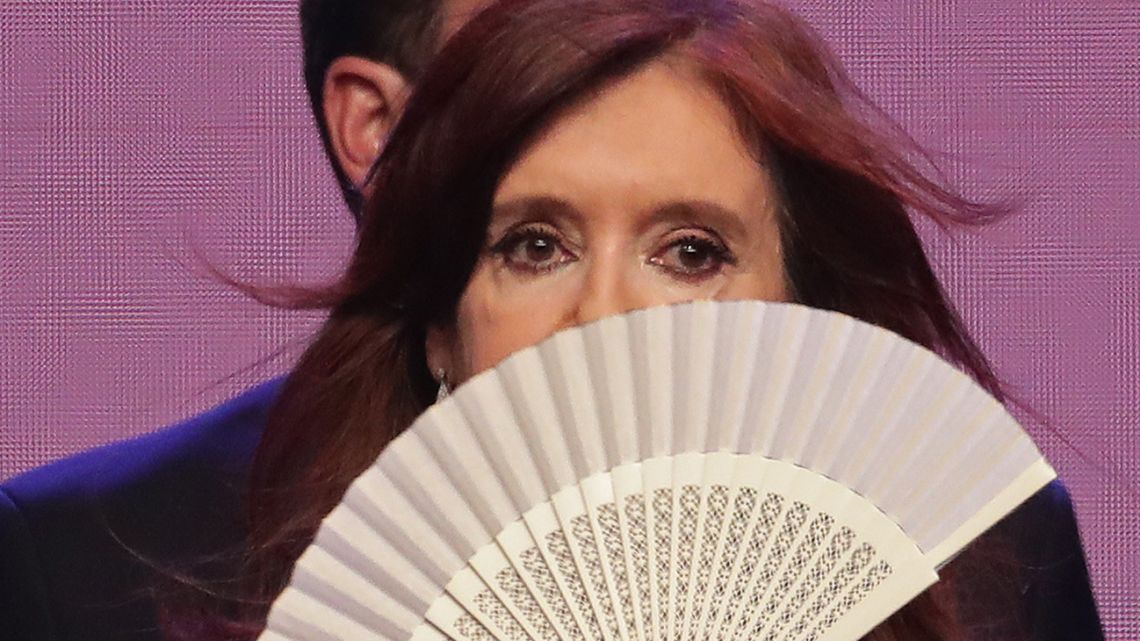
<box><xmin>427</xmin><ymin>60</ymin><xmax>790</xmax><ymax>384</ymax></box>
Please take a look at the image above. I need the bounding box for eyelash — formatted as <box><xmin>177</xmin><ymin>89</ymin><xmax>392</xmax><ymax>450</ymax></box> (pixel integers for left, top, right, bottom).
<box><xmin>488</xmin><ymin>224</ymin><xmax>575</xmax><ymax>274</ymax></box>
<box><xmin>487</xmin><ymin>224</ymin><xmax>737</xmax><ymax>280</ymax></box>
<box><xmin>649</xmin><ymin>231</ymin><xmax>738</xmax><ymax>281</ymax></box>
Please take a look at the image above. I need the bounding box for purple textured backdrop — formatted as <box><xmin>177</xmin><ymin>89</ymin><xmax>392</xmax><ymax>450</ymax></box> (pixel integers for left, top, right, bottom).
<box><xmin>1</xmin><ymin>1</ymin><xmax>1136</xmax><ymax>637</ymax></box>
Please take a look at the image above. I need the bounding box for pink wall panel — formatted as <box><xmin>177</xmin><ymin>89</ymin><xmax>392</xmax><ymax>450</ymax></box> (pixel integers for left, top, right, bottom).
<box><xmin>1</xmin><ymin>1</ymin><xmax>1136</xmax><ymax>637</ymax></box>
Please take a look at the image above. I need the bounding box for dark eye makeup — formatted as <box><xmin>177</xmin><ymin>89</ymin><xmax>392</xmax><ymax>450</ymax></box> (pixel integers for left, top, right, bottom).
<box><xmin>487</xmin><ymin>223</ymin><xmax>577</xmax><ymax>274</ymax></box>
<box><xmin>486</xmin><ymin>220</ymin><xmax>738</xmax><ymax>283</ymax></box>
<box><xmin>648</xmin><ymin>230</ymin><xmax>738</xmax><ymax>282</ymax></box>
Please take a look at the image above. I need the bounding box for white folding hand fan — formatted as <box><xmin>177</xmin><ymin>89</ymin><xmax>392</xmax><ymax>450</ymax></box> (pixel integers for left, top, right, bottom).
<box><xmin>259</xmin><ymin>301</ymin><xmax>1054</xmax><ymax>641</ymax></box>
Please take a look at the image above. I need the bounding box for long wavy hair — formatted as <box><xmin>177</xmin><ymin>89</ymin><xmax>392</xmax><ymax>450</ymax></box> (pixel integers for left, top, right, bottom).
<box><xmin>227</xmin><ymin>0</ymin><xmax>1014</xmax><ymax>638</ymax></box>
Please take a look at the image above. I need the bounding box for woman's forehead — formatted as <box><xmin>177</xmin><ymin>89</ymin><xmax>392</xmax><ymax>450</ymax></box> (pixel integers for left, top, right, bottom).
<box><xmin>493</xmin><ymin>60</ymin><xmax>777</xmax><ymax>222</ymax></box>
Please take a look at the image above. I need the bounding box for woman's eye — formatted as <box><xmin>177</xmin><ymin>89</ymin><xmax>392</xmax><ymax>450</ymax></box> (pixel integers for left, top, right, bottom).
<box><xmin>489</xmin><ymin>226</ymin><xmax>576</xmax><ymax>274</ymax></box>
<box><xmin>649</xmin><ymin>234</ymin><xmax>737</xmax><ymax>280</ymax></box>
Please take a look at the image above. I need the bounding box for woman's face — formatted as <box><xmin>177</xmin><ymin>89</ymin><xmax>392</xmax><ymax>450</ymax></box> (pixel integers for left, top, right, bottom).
<box><xmin>427</xmin><ymin>61</ymin><xmax>789</xmax><ymax>383</ymax></box>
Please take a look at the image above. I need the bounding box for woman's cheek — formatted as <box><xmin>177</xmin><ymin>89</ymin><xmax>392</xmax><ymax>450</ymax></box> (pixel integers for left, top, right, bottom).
<box><xmin>632</xmin><ymin>263</ymin><xmax>731</xmax><ymax>305</ymax></box>
<box><xmin>456</xmin><ymin>271</ymin><xmax>573</xmax><ymax>377</ymax></box>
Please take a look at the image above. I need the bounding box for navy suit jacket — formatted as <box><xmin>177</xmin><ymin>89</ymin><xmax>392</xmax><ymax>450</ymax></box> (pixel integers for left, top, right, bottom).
<box><xmin>0</xmin><ymin>378</ymin><xmax>1104</xmax><ymax>641</ymax></box>
<box><xmin>0</xmin><ymin>379</ymin><xmax>279</xmax><ymax>641</ymax></box>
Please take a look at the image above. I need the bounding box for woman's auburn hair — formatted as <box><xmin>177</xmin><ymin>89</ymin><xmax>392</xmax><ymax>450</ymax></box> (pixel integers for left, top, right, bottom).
<box><xmin>226</xmin><ymin>0</ymin><xmax>1013</xmax><ymax>638</ymax></box>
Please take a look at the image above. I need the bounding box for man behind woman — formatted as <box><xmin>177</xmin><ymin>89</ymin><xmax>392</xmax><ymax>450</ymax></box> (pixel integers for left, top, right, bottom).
<box><xmin>1</xmin><ymin>1</ymin><xmax>480</xmax><ymax>639</ymax></box>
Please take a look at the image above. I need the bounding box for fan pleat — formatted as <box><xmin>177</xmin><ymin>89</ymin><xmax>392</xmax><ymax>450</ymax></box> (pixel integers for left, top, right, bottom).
<box><xmin>342</xmin><ymin>469</ymin><xmax>459</xmax><ymax>585</ymax></box>
<box><xmin>542</xmin><ymin>333</ymin><xmax>608</xmax><ymax>478</ymax></box>
<box><xmin>581</xmin><ymin>317</ymin><xmax>638</xmax><ymax>467</ymax></box>
<box><xmin>628</xmin><ymin>304</ymin><xmax>676</xmax><ymax>459</ymax></box>
<box><xmin>265</xmin><ymin>605</ymin><xmax>351</xmax><ymax>641</ymax></box>
<box><xmin>453</xmin><ymin>379</ymin><xmax>537</xmax><ymax>513</ymax></box>
<box><xmin>497</xmin><ymin>350</ymin><xmax>578</xmax><ymax>494</ymax></box>
<box><xmin>312</xmin><ymin>518</ymin><xmax>433</xmax><ymax>612</ymax></box>
<box><xmin>416</xmin><ymin>403</ymin><xmax>517</xmax><ymax>546</ymax></box>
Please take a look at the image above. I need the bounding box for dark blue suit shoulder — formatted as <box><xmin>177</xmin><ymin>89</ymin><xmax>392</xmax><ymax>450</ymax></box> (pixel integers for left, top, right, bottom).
<box><xmin>2</xmin><ymin>377</ymin><xmax>283</xmax><ymax>500</ymax></box>
<box><xmin>0</xmin><ymin>377</ymin><xmax>282</xmax><ymax>641</ymax></box>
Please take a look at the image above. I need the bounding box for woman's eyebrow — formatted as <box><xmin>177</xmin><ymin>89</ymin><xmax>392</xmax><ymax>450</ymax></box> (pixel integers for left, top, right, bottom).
<box><xmin>648</xmin><ymin>201</ymin><xmax>750</xmax><ymax>240</ymax></box>
<box><xmin>488</xmin><ymin>196</ymin><xmax>581</xmax><ymax>226</ymax></box>
<box><xmin>488</xmin><ymin>197</ymin><xmax>755</xmax><ymax>241</ymax></box>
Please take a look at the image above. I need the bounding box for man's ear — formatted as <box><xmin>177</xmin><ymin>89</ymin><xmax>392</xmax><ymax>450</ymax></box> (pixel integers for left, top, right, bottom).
<box><xmin>322</xmin><ymin>56</ymin><xmax>412</xmax><ymax>190</ymax></box>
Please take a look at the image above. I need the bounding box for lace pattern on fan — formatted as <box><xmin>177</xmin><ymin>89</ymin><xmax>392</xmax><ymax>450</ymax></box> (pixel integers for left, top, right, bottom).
<box><xmin>450</xmin><ymin>482</ymin><xmax>898</xmax><ymax>641</ymax></box>
<box><xmin>597</xmin><ymin>502</ymin><xmax>638</xmax><ymax>639</ymax></box>
<box><xmin>519</xmin><ymin>547</ymin><xmax>584</xmax><ymax>641</ymax></box>
<box><xmin>545</xmin><ymin>530</ymin><xmax>603</xmax><ymax>640</ymax></box>
<box><xmin>494</xmin><ymin>567</ymin><xmax>559</xmax><ymax>641</ymax></box>
<box><xmin>684</xmin><ymin>484</ymin><xmax>730</xmax><ymax>641</ymax></box>
<box><xmin>622</xmin><ymin>494</ymin><xmax>653</xmax><ymax>640</ymax></box>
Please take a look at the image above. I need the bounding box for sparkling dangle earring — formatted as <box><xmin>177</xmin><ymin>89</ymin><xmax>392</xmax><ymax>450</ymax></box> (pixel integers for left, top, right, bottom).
<box><xmin>435</xmin><ymin>369</ymin><xmax>451</xmax><ymax>403</ymax></box>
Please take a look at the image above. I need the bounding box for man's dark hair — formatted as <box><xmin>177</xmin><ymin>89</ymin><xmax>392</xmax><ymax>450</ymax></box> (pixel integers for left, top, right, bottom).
<box><xmin>300</xmin><ymin>0</ymin><xmax>444</xmax><ymax>215</ymax></box>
